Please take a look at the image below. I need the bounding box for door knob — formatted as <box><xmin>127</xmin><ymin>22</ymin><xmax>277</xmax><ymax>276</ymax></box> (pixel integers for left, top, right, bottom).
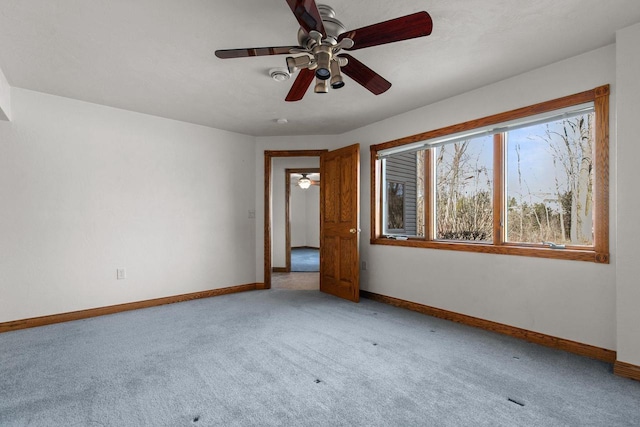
<box><xmin>349</xmin><ymin>228</ymin><xmax>361</xmax><ymax>234</ymax></box>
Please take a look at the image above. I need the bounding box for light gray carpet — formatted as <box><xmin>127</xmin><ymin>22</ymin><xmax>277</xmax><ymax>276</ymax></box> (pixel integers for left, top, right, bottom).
<box><xmin>1</xmin><ymin>289</ymin><xmax>639</xmax><ymax>426</ymax></box>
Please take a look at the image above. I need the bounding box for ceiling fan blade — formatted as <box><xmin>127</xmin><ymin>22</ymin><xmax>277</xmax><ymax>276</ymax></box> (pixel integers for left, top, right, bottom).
<box><xmin>339</xmin><ymin>11</ymin><xmax>433</xmax><ymax>51</ymax></box>
<box><xmin>286</xmin><ymin>0</ymin><xmax>326</xmax><ymax>36</ymax></box>
<box><xmin>285</xmin><ymin>68</ymin><xmax>315</xmax><ymax>102</ymax></box>
<box><xmin>339</xmin><ymin>54</ymin><xmax>391</xmax><ymax>95</ymax></box>
<box><xmin>215</xmin><ymin>46</ymin><xmax>301</xmax><ymax>59</ymax></box>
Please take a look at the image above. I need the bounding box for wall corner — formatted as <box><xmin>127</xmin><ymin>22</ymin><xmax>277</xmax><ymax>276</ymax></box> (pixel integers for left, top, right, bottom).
<box><xmin>0</xmin><ymin>66</ymin><xmax>12</xmax><ymax>121</ymax></box>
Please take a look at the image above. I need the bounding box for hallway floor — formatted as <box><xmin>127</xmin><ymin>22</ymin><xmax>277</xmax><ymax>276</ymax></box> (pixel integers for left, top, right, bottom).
<box><xmin>272</xmin><ymin>272</ymin><xmax>319</xmax><ymax>290</ymax></box>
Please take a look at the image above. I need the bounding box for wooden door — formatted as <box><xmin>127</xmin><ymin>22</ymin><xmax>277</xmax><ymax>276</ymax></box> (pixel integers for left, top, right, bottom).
<box><xmin>320</xmin><ymin>144</ymin><xmax>360</xmax><ymax>302</ymax></box>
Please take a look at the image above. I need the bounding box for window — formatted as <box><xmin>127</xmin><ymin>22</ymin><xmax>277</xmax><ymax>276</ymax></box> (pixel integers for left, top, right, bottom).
<box><xmin>383</xmin><ymin>150</ymin><xmax>425</xmax><ymax>236</ymax></box>
<box><xmin>435</xmin><ymin>135</ymin><xmax>494</xmax><ymax>242</ymax></box>
<box><xmin>505</xmin><ymin>113</ymin><xmax>595</xmax><ymax>246</ymax></box>
<box><xmin>370</xmin><ymin>86</ymin><xmax>609</xmax><ymax>263</ymax></box>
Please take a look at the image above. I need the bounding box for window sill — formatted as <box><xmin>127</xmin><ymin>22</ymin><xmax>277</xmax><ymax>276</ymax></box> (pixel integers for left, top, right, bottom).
<box><xmin>370</xmin><ymin>237</ymin><xmax>609</xmax><ymax>263</ymax></box>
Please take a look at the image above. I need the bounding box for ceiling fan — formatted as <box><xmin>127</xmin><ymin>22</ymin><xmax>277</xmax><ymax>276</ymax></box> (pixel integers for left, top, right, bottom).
<box><xmin>215</xmin><ymin>1</ymin><xmax>433</xmax><ymax>102</ymax></box>
<box><xmin>296</xmin><ymin>173</ymin><xmax>319</xmax><ymax>189</ymax></box>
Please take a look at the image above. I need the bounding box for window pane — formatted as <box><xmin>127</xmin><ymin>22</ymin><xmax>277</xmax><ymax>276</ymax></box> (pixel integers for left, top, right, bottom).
<box><xmin>435</xmin><ymin>136</ymin><xmax>493</xmax><ymax>242</ymax></box>
<box><xmin>383</xmin><ymin>152</ymin><xmax>425</xmax><ymax>236</ymax></box>
<box><xmin>505</xmin><ymin>113</ymin><xmax>595</xmax><ymax>246</ymax></box>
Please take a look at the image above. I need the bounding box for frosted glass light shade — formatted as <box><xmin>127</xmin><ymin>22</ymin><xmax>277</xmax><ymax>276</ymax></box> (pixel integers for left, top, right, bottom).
<box><xmin>298</xmin><ymin>177</ymin><xmax>311</xmax><ymax>189</ymax></box>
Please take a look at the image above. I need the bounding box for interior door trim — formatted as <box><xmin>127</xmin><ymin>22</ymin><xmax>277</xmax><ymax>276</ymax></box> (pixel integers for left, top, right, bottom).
<box><xmin>264</xmin><ymin>150</ymin><xmax>327</xmax><ymax>289</ymax></box>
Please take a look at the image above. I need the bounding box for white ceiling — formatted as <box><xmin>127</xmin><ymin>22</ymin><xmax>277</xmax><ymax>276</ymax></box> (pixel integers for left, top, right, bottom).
<box><xmin>291</xmin><ymin>172</ymin><xmax>320</xmax><ymax>182</ymax></box>
<box><xmin>1</xmin><ymin>0</ymin><xmax>639</xmax><ymax>137</ymax></box>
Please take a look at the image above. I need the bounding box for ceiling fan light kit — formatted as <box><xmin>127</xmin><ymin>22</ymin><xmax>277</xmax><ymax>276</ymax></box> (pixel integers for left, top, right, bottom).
<box><xmin>286</xmin><ymin>55</ymin><xmax>313</xmax><ymax>74</ymax></box>
<box><xmin>314</xmin><ymin>78</ymin><xmax>329</xmax><ymax>94</ymax></box>
<box><xmin>313</xmin><ymin>47</ymin><xmax>333</xmax><ymax>81</ymax></box>
<box><xmin>298</xmin><ymin>174</ymin><xmax>312</xmax><ymax>189</ymax></box>
<box><xmin>329</xmin><ymin>59</ymin><xmax>344</xmax><ymax>89</ymax></box>
<box><xmin>215</xmin><ymin>1</ymin><xmax>433</xmax><ymax>102</ymax></box>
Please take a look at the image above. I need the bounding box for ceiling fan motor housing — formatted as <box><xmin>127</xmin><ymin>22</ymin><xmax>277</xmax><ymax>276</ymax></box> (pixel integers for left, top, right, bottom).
<box><xmin>297</xmin><ymin>4</ymin><xmax>346</xmax><ymax>46</ymax></box>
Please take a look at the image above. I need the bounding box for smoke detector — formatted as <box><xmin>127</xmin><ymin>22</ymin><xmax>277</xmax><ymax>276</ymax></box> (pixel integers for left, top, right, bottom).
<box><xmin>269</xmin><ymin>68</ymin><xmax>291</xmax><ymax>82</ymax></box>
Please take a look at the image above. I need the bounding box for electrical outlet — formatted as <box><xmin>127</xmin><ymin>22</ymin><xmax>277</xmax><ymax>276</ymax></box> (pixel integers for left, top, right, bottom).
<box><xmin>248</xmin><ymin>209</ymin><xmax>256</xmax><ymax>219</ymax></box>
<box><xmin>361</xmin><ymin>261</ymin><xmax>367</xmax><ymax>271</ymax></box>
<box><xmin>117</xmin><ymin>268</ymin><xmax>126</xmax><ymax>280</ymax></box>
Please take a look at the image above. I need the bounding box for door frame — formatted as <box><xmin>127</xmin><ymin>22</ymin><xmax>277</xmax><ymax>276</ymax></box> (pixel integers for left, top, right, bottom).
<box><xmin>264</xmin><ymin>150</ymin><xmax>327</xmax><ymax>289</ymax></box>
<box><xmin>285</xmin><ymin>167</ymin><xmax>320</xmax><ymax>272</ymax></box>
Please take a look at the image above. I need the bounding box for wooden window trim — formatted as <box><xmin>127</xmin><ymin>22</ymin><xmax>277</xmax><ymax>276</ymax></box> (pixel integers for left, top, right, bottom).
<box><xmin>493</xmin><ymin>133</ymin><xmax>505</xmax><ymax>245</ymax></box>
<box><xmin>593</xmin><ymin>85</ymin><xmax>610</xmax><ymax>264</ymax></box>
<box><xmin>425</xmin><ymin>149</ymin><xmax>434</xmax><ymax>240</ymax></box>
<box><xmin>370</xmin><ymin>85</ymin><xmax>610</xmax><ymax>263</ymax></box>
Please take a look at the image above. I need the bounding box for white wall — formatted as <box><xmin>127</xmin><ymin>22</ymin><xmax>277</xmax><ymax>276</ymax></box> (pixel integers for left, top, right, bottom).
<box><xmin>281</xmin><ymin>45</ymin><xmax>618</xmax><ymax>351</ymax></box>
<box><xmin>615</xmin><ymin>23</ymin><xmax>640</xmax><ymax>366</ymax></box>
<box><xmin>351</xmin><ymin>45</ymin><xmax>617</xmax><ymax>350</ymax></box>
<box><xmin>0</xmin><ymin>88</ymin><xmax>256</xmax><ymax>322</ymax></box>
<box><xmin>290</xmin><ymin>183</ymin><xmax>320</xmax><ymax>248</ymax></box>
<box><xmin>290</xmin><ymin>183</ymin><xmax>308</xmax><ymax>247</ymax></box>
<box><xmin>305</xmin><ymin>185</ymin><xmax>320</xmax><ymax>247</ymax></box>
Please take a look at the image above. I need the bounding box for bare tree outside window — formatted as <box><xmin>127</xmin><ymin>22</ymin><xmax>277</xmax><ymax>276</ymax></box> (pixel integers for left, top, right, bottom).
<box><xmin>506</xmin><ymin>113</ymin><xmax>594</xmax><ymax>245</ymax></box>
<box><xmin>435</xmin><ymin>136</ymin><xmax>493</xmax><ymax>241</ymax></box>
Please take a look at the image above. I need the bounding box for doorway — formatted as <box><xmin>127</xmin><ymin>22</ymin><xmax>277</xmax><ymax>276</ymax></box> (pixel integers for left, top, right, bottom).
<box><xmin>286</xmin><ymin>168</ymin><xmax>320</xmax><ymax>273</ymax></box>
<box><xmin>264</xmin><ymin>145</ymin><xmax>361</xmax><ymax>301</ymax></box>
<box><xmin>263</xmin><ymin>150</ymin><xmax>326</xmax><ymax>290</ymax></box>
